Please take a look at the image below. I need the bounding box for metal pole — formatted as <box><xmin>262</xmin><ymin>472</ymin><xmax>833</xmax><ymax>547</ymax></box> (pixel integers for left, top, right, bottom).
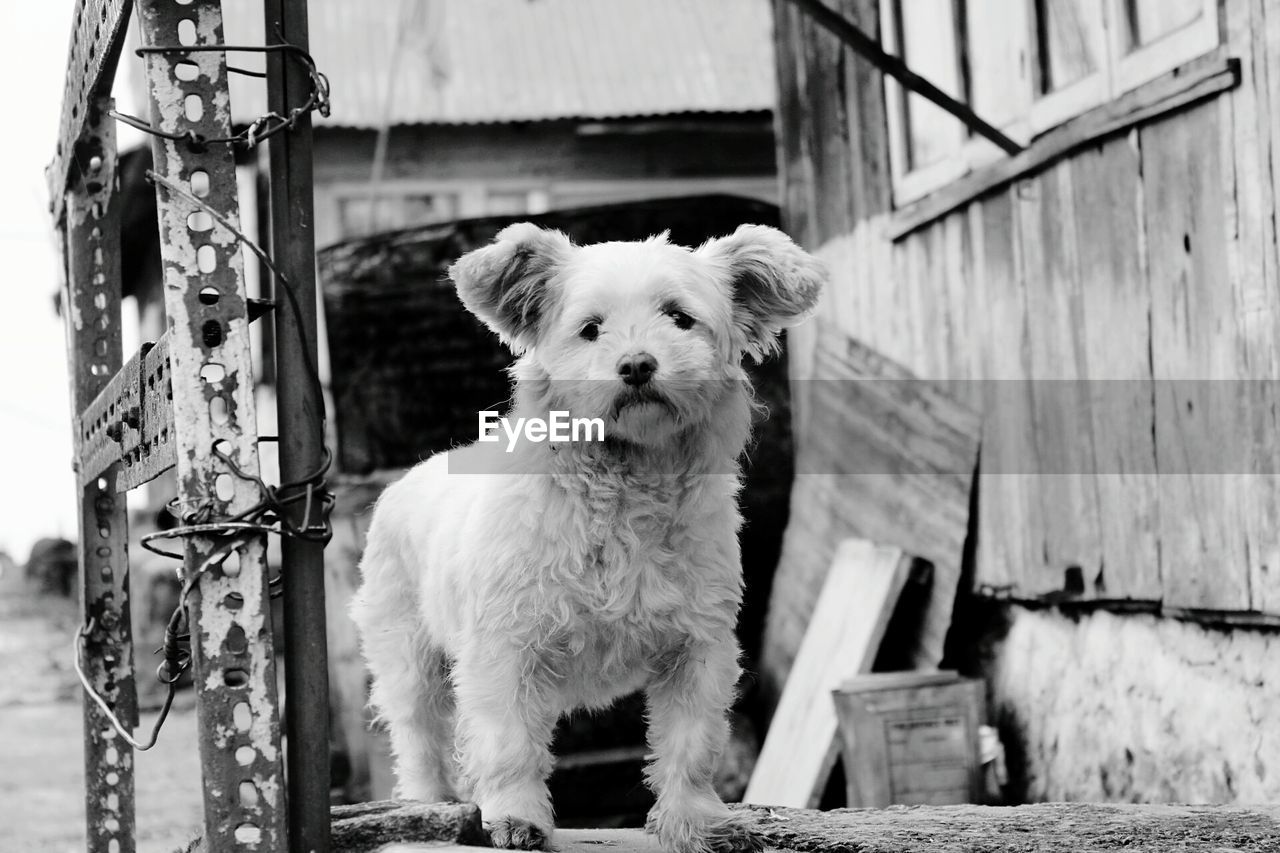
<box><xmin>784</xmin><ymin>0</ymin><xmax>1024</xmax><ymax>155</ymax></box>
<box><xmin>264</xmin><ymin>1</ymin><xmax>332</xmax><ymax>850</ymax></box>
<box><xmin>62</xmin><ymin>95</ymin><xmax>139</xmax><ymax>853</ymax></box>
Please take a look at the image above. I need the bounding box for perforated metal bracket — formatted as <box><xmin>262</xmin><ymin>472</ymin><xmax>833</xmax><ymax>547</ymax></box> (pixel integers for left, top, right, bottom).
<box><xmin>136</xmin><ymin>0</ymin><xmax>287</xmax><ymax>848</ymax></box>
<box><xmin>60</xmin><ymin>94</ymin><xmax>139</xmax><ymax>853</ymax></box>
<box><xmin>76</xmin><ymin>334</ymin><xmax>177</xmax><ymax>492</ymax></box>
<box><xmin>48</xmin><ymin>0</ymin><xmax>133</xmax><ymax>226</ymax></box>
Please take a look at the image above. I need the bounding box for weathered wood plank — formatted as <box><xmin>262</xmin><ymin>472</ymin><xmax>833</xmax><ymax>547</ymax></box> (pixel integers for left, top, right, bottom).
<box><xmin>905</xmin><ymin>222</ymin><xmax>950</xmax><ymax>379</ymax></box>
<box><xmin>1070</xmin><ymin>133</ymin><xmax>1161</xmax><ymax>600</ymax></box>
<box><xmin>761</xmin><ymin>325</ymin><xmax>980</xmax><ymax>696</ymax></box>
<box><xmin>941</xmin><ymin>211</ymin><xmax>979</xmax><ymax>393</ymax></box>
<box><xmin>1016</xmin><ymin>161</ymin><xmax>1103</xmax><ymax>594</ymax></box>
<box><xmin>889</xmin><ymin>229</ymin><xmax>922</xmax><ymax>374</ymax></box>
<box><xmin>772</xmin><ymin>0</ymin><xmax>816</xmax><ymax>246</ymax></box>
<box><xmin>331</xmin><ymin>801</ymin><xmax>487</xmax><ymax>853</ymax></box>
<box><xmin>381</xmin><ymin>803</ymin><xmax>1280</xmax><ymax>853</ymax></box>
<box><xmin>735</xmin><ymin>802</ymin><xmax>1280</xmax><ymax>853</ymax></box>
<box><xmin>383</xmin><ymin>802</ymin><xmax>1280</xmax><ymax>853</ymax></box>
<box><xmin>888</xmin><ymin>225</ymin><xmax>931</xmax><ymax>374</ymax></box>
<box><xmin>1141</xmin><ymin>102</ymin><xmax>1252</xmax><ymax>611</ymax></box>
<box><xmin>838</xmin><ymin>0</ymin><xmax>892</xmax><ymax>222</ymax></box>
<box><xmin>186</xmin><ymin>801</ymin><xmax>487</xmax><ymax>853</ymax></box>
<box><xmin>801</xmin><ymin>1</ymin><xmax>855</xmax><ymax>246</ymax></box>
<box><xmin>889</xmin><ymin>54</ymin><xmax>1240</xmax><ymax>240</ymax></box>
<box><xmin>744</xmin><ymin>540</ymin><xmax>911</xmax><ymax>808</ymax></box>
<box><xmin>969</xmin><ymin>190</ymin><xmax>1041</xmax><ymax>595</ymax></box>
<box><xmin>1224</xmin><ymin>0</ymin><xmax>1280</xmax><ymax>616</ymax></box>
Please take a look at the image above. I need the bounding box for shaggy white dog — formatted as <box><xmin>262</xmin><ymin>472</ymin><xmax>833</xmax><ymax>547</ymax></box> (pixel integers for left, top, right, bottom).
<box><xmin>350</xmin><ymin>222</ymin><xmax>824</xmax><ymax>853</ymax></box>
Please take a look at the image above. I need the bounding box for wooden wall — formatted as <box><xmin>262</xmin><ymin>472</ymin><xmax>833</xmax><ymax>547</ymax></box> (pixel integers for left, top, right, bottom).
<box><xmin>771</xmin><ymin>0</ymin><xmax>1280</xmax><ymax>665</ymax></box>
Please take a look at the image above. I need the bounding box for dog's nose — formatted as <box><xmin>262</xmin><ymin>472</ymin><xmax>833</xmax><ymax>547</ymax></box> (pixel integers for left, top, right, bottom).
<box><xmin>617</xmin><ymin>352</ymin><xmax>658</xmax><ymax>386</ymax></box>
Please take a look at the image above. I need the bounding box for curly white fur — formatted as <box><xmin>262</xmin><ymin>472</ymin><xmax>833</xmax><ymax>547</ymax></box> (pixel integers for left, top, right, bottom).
<box><xmin>350</xmin><ymin>223</ymin><xmax>824</xmax><ymax>853</ymax></box>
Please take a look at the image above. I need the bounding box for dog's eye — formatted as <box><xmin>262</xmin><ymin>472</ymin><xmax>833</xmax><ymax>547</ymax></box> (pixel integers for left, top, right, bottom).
<box><xmin>667</xmin><ymin>309</ymin><xmax>696</xmax><ymax>331</ymax></box>
<box><xmin>579</xmin><ymin>321</ymin><xmax>601</xmax><ymax>342</ymax></box>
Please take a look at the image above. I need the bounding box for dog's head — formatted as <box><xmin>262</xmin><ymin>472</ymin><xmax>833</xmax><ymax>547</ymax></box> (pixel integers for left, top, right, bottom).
<box><xmin>448</xmin><ymin>222</ymin><xmax>825</xmax><ymax>445</ymax></box>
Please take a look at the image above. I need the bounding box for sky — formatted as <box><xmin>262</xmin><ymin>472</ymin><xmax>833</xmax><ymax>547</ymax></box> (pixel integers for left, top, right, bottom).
<box><xmin>0</xmin><ymin>6</ymin><xmax>146</xmax><ymax>562</ymax></box>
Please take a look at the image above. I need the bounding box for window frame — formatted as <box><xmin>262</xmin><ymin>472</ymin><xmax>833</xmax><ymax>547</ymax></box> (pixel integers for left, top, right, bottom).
<box><xmin>1111</xmin><ymin>0</ymin><xmax>1220</xmax><ymax>94</ymax></box>
<box><xmin>1027</xmin><ymin>0</ymin><xmax>1114</xmax><ymax>134</ymax></box>
<box><xmin>881</xmin><ymin>0</ymin><xmax>978</xmax><ymax>204</ymax></box>
<box><xmin>882</xmin><ymin>0</ymin><xmax>1222</xmax><ymax>206</ymax></box>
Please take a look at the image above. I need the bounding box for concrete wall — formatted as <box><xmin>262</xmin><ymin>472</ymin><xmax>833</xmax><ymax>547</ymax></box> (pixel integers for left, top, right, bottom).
<box><xmin>974</xmin><ymin>606</ymin><xmax>1280</xmax><ymax>804</ymax></box>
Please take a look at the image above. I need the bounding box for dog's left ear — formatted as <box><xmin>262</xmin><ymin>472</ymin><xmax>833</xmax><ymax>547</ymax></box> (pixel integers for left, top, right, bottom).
<box><xmin>697</xmin><ymin>224</ymin><xmax>826</xmax><ymax>361</ymax></box>
<box><xmin>448</xmin><ymin>222</ymin><xmax>574</xmax><ymax>353</ymax></box>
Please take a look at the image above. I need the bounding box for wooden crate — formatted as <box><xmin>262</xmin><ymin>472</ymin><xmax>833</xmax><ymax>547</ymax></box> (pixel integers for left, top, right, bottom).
<box><xmin>832</xmin><ymin>671</ymin><xmax>984</xmax><ymax>807</ymax></box>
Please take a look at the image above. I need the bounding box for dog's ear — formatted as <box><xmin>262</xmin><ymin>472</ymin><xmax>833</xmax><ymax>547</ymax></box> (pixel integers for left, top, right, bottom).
<box><xmin>448</xmin><ymin>223</ymin><xmax>574</xmax><ymax>353</ymax></box>
<box><xmin>697</xmin><ymin>224</ymin><xmax>826</xmax><ymax>361</ymax></box>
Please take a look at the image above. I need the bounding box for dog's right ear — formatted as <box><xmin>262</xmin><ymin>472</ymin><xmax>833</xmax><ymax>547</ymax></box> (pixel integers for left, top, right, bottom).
<box><xmin>448</xmin><ymin>223</ymin><xmax>574</xmax><ymax>353</ymax></box>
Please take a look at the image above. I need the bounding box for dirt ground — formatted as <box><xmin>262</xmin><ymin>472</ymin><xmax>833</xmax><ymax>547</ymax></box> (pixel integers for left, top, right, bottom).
<box><xmin>0</xmin><ymin>566</ymin><xmax>204</xmax><ymax>852</ymax></box>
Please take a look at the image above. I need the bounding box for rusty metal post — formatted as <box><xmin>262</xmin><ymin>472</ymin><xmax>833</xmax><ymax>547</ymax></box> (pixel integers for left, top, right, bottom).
<box><xmin>61</xmin><ymin>95</ymin><xmax>139</xmax><ymax>853</ymax></box>
<box><xmin>135</xmin><ymin>0</ymin><xmax>288</xmax><ymax>849</ymax></box>
<box><xmin>263</xmin><ymin>1</ymin><xmax>333</xmax><ymax>849</ymax></box>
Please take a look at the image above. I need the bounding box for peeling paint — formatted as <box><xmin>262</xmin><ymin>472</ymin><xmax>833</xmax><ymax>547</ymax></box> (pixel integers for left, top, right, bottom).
<box><xmin>134</xmin><ymin>0</ymin><xmax>287</xmax><ymax>848</ymax></box>
<box><xmin>62</xmin><ymin>90</ymin><xmax>139</xmax><ymax>853</ymax></box>
<box><xmin>47</xmin><ymin>0</ymin><xmax>129</xmax><ymax>225</ymax></box>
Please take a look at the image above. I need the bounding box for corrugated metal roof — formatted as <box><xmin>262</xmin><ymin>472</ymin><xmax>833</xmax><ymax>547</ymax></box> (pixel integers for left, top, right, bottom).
<box><xmin>223</xmin><ymin>0</ymin><xmax>775</xmax><ymax>127</ymax></box>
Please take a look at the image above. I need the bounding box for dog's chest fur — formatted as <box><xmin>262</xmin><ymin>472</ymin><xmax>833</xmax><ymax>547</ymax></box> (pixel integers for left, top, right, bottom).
<box><xmin>491</xmin><ymin>453</ymin><xmax>742</xmax><ymax>701</ymax></box>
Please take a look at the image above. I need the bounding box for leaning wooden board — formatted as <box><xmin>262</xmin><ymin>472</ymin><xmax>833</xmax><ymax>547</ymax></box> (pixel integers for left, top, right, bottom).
<box><xmin>761</xmin><ymin>325</ymin><xmax>980</xmax><ymax>703</ymax></box>
<box><xmin>743</xmin><ymin>539</ymin><xmax>913</xmax><ymax>808</ymax></box>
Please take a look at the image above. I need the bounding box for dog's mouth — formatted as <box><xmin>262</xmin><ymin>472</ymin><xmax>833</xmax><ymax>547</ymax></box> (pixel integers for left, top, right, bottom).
<box><xmin>609</xmin><ymin>386</ymin><xmax>679</xmax><ymax>422</ymax></box>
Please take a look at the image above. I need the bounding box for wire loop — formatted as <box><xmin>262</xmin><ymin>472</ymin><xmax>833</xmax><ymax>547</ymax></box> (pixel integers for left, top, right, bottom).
<box><xmin>74</xmin><ymin>617</ymin><xmax>180</xmax><ymax>752</ymax></box>
<box><xmin>110</xmin><ymin>42</ymin><xmax>330</xmax><ymax>153</ymax></box>
<box><xmin>74</xmin><ymin>68</ymin><xmax>335</xmax><ymax>745</ymax></box>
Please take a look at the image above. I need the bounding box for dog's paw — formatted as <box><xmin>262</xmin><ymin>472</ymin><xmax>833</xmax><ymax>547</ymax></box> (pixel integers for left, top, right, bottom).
<box><xmin>487</xmin><ymin>816</ymin><xmax>554</xmax><ymax>851</ymax></box>
<box><xmin>648</xmin><ymin>812</ymin><xmax>763</xmax><ymax>853</ymax></box>
<box><xmin>700</xmin><ymin>818</ymin><xmax>765</xmax><ymax>853</ymax></box>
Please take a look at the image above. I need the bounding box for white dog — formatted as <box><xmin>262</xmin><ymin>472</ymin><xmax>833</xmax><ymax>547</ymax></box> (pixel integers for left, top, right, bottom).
<box><xmin>350</xmin><ymin>222</ymin><xmax>824</xmax><ymax>853</ymax></box>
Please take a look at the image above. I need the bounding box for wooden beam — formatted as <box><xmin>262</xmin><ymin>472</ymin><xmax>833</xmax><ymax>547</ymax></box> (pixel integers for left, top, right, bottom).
<box><xmin>889</xmin><ymin>54</ymin><xmax>1240</xmax><ymax>240</ymax></box>
<box><xmin>377</xmin><ymin>803</ymin><xmax>1280</xmax><ymax>852</ymax></box>
<box><xmin>183</xmin><ymin>801</ymin><xmax>489</xmax><ymax>853</ymax></box>
<box><xmin>47</xmin><ymin>0</ymin><xmax>133</xmax><ymax>226</ymax></box>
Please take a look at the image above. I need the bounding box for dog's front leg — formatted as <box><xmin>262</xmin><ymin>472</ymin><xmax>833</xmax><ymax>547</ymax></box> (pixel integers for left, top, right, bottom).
<box><xmin>453</xmin><ymin>645</ymin><xmax>558</xmax><ymax>850</ymax></box>
<box><xmin>644</xmin><ymin>639</ymin><xmax>762</xmax><ymax>853</ymax></box>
